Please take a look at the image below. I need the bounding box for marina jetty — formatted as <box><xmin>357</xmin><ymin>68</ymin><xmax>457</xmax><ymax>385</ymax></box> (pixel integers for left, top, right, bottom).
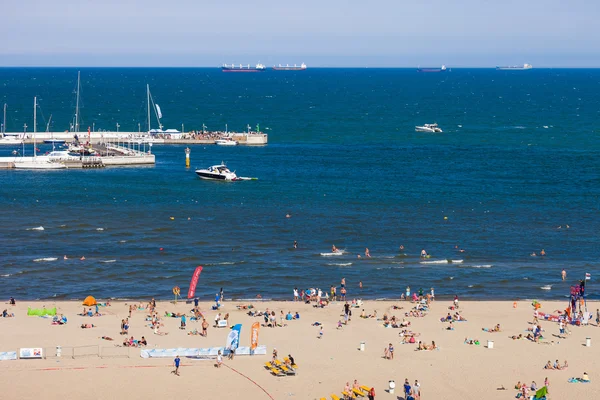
<box><xmin>0</xmin><ymin>139</ymin><xmax>155</xmax><ymax>169</ymax></box>
<box><xmin>0</xmin><ymin>130</ymin><xmax>268</xmax><ymax>146</ymax></box>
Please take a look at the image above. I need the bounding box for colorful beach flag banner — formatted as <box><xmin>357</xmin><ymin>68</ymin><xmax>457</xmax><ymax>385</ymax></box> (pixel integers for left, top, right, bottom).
<box><xmin>226</xmin><ymin>324</ymin><xmax>242</xmax><ymax>350</ymax></box>
<box><xmin>586</xmin><ymin>273</ymin><xmax>591</xmax><ymax>280</ymax></box>
<box><xmin>0</xmin><ymin>352</ymin><xmax>17</xmax><ymax>361</ymax></box>
<box><xmin>140</xmin><ymin>345</ymin><xmax>266</xmax><ymax>358</ymax></box>
<box><xmin>19</xmin><ymin>348</ymin><xmax>43</xmax><ymax>359</ymax></box>
<box><xmin>187</xmin><ymin>266</ymin><xmax>203</xmax><ymax>299</ymax></box>
<box><xmin>250</xmin><ymin>322</ymin><xmax>260</xmax><ymax>351</ymax></box>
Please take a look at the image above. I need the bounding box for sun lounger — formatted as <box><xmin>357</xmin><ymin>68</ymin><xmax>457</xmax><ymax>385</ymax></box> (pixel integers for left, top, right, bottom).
<box><xmin>279</xmin><ymin>365</ymin><xmax>296</xmax><ymax>375</ymax></box>
<box><xmin>342</xmin><ymin>390</ymin><xmax>357</xmax><ymax>398</ymax></box>
<box><xmin>331</xmin><ymin>395</ymin><xmax>341</xmax><ymax>400</ymax></box>
<box><xmin>269</xmin><ymin>367</ymin><xmax>285</xmax><ymax>376</ymax></box>
<box><xmin>359</xmin><ymin>385</ymin><xmax>371</xmax><ymax>393</ymax></box>
<box><xmin>352</xmin><ymin>388</ymin><xmax>366</xmax><ymax>397</ymax></box>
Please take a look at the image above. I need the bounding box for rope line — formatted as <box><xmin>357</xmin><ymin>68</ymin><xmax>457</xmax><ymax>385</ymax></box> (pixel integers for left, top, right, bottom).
<box><xmin>223</xmin><ymin>363</ymin><xmax>275</xmax><ymax>400</ymax></box>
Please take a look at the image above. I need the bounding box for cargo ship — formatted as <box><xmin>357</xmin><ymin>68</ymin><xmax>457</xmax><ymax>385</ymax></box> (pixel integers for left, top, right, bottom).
<box><xmin>496</xmin><ymin>64</ymin><xmax>533</xmax><ymax>70</ymax></box>
<box><xmin>221</xmin><ymin>63</ymin><xmax>266</xmax><ymax>72</ymax></box>
<box><xmin>417</xmin><ymin>65</ymin><xmax>447</xmax><ymax>73</ymax></box>
<box><xmin>272</xmin><ymin>63</ymin><xmax>307</xmax><ymax>71</ymax></box>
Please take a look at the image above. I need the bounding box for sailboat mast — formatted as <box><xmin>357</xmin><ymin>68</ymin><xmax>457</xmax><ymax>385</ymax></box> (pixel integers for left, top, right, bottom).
<box><xmin>33</xmin><ymin>97</ymin><xmax>37</xmax><ymax>133</ymax></box>
<box><xmin>75</xmin><ymin>71</ymin><xmax>81</xmax><ymax>132</ymax></box>
<box><xmin>33</xmin><ymin>97</ymin><xmax>37</xmax><ymax>158</ymax></box>
<box><xmin>147</xmin><ymin>84</ymin><xmax>151</xmax><ymax>132</ymax></box>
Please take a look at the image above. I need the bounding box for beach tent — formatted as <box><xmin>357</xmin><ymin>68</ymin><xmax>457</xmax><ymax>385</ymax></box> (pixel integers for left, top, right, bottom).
<box><xmin>534</xmin><ymin>386</ymin><xmax>548</xmax><ymax>399</ymax></box>
<box><xmin>83</xmin><ymin>296</ymin><xmax>97</xmax><ymax>306</ymax></box>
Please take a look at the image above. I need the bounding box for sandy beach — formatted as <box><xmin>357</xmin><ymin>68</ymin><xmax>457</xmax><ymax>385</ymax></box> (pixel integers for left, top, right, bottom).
<box><xmin>0</xmin><ymin>298</ymin><xmax>598</xmax><ymax>400</ymax></box>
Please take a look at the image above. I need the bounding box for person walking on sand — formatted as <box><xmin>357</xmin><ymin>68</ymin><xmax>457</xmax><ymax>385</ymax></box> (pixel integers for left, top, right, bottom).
<box><xmin>172</xmin><ymin>355</ymin><xmax>181</xmax><ymax>376</ymax></box>
<box><xmin>294</xmin><ymin>287</ymin><xmax>299</xmax><ymax>301</ymax></box>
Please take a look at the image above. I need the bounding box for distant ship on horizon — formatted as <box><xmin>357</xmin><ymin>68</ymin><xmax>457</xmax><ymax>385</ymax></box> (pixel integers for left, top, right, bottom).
<box><xmin>272</xmin><ymin>63</ymin><xmax>307</xmax><ymax>71</ymax></box>
<box><xmin>221</xmin><ymin>63</ymin><xmax>266</xmax><ymax>72</ymax></box>
<box><xmin>496</xmin><ymin>64</ymin><xmax>533</xmax><ymax>71</ymax></box>
<box><xmin>417</xmin><ymin>65</ymin><xmax>448</xmax><ymax>73</ymax></box>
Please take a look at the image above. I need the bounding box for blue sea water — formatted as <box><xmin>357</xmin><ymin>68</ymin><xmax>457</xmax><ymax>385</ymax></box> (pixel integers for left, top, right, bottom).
<box><xmin>0</xmin><ymin>68</ymin><xmax>599</xmax><ymax>301</ymax></box>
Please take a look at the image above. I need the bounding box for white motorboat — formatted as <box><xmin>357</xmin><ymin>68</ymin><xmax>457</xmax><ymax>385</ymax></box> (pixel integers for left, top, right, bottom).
<box><xmin>195</xmin><ymin>163</ymin><xmax>238</xmax><ymax>181</ymax></box>
<box><xmin>215</xmin><ymin>138</ymin><xmax>238</xmax><ymax>146</ymax></box>
<box><xmin>14</xmin><ymin>160</ymin><xmax>66</xmax><ymax>169</ymax></box>
<box><xmin>415</xmin><ymin>123</ymin><xmax>443</xmax><ymax>133</ymax></box>
<box><xmin>47</xmin><ymin>150</ymin><xmax>81</xmax><ymax>162</ymax></box>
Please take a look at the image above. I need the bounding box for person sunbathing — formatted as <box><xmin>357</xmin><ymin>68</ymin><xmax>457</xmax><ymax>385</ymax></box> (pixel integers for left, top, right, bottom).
<box><xmin>139</xmin><ymin>336</ymin><xmax>147</xmax><ymax>346</ymax></box>
<box><xmin>447</xmin><ymin>321</ymin><xmax>454</xmax><ymax>330</ymax></box>
<box><xmin>417</xmin><ymin>341</ymin><xmax>425</xmax><ymax>350</ymax></box>
<box><xmin>2</xmin><ymin>309</ymin><xmax>14</xmax><ymax>317</ymax></box>
<box><xmin>428</xmin><ymin>341</ymin><xmax>437</xmax><ymax>350</ymax></box>
<box><xmin>544</xmin><ymin>361</ymin><xmax>553</xmax><ymax>369</ymax></box>
<box><xmin>553</xmin><ymin>360</ymin><xmax>562</xmax><ymax>370</ymax></box>
<box><xmin>482</xmin><ymin>324</ymin><xmax>501</xmax><ymax>332</ymax></box>
<box><xmin>100</xmin><ymin>336</ymin><xmax>113</xmax><ymax>341</ymax></box>
<box><xmin>563</xmin><ymin>360</ymin><xmax>569</xmax><ymax>369</ymax></box>
<box><xmin>511</xmin><ymin>334</ymin><xmax>523</xmax><ymax>340</ymax></box>
<box><xmin>80</xmin><ymin>323</ymin><xmax>95</xmax><ymax>329</ymax></box>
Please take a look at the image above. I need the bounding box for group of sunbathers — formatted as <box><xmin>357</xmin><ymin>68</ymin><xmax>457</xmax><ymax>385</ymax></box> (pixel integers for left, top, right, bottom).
<box><xmin>416</xmin><ymin>340</ymin><xmax>437</xmax><ymax>351</ymax></box>
<box><xmin>122</xmin><ymin>335</ymin><xmax>147</xmax><ymax>347</ymax></box>
<box><xmin>544</xmin><ymin>360</ymin><xmax>568</xmax><ymax>370</ymax></box>
<box><xmin>440</xmin><ymin>312</ymin><xmax>467</xmax><ymax>323</ymax></box>
<box><xmin>360</xmin><ymin>309</ymin><xmax>377</xmax><ymax>318</ymax></box>
<box><xmin>79</xmin><ymin>307</ymin><xmax>101</xmax><ymax>317</ymax></box>
<box><xmin>382</xmin><ymin>314</ymin><xmax>411</xmax><ymax>328</ymax></box>
<box><xmin>51</xmin><ymin>314</ymin><xmax>67</xmax><ymax>325</ymax></box>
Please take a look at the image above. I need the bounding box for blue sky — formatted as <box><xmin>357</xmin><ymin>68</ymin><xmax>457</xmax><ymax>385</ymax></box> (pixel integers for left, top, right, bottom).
<box><xmin>1</xmin><ymin>0</ymin><xmax>599</xmax><ymax>67</ymax></box>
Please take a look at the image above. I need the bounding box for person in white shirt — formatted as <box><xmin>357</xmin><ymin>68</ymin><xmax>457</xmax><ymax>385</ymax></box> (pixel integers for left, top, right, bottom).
<box><xmin>214</xmin><ymin>313</ymin><xmax>221</xmax><ymax>327</ymax></box>
<box><xmin>216</xmin><ymin>350</ymin><xmax>223</xmax><ymax>368</ymax></box>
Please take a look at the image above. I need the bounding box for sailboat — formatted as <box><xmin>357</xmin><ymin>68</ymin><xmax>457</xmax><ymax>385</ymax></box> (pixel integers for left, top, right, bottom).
<box><xmin>14</xmin><ymin>97</ymin><xmax>66</xmax><ymax>170</ymax></box>
<box><xmin>0</xmin><ymin>104</ymin><xmax>23</xmax><ymax>144</ymax></box>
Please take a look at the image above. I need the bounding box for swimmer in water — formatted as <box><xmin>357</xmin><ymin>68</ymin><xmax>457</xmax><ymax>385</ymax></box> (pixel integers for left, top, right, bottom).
<box><xmin>80</xmin><ymin>256</ymin><xmax>86</xmax><ymax>261</ymax></box>
<box><xmin>420</xmin><ymin>249</ymin><xmax>428</xmax><ymax>258</ymax></box>
<box><xmin>399</xmin><ymin>245</ymin><xmax>404</xmax><ymax>251</ymax></box>
<box><xmin>540</xmin><ymin>249</ymin><xmax>546</xmax><ymax>256</ymax></box>
<box><xmin>365</xmin><ymin>248</ymin><xmax>371</xmax><ymax>258</ymax></box>
<box><xmin>531</xmin><ymin>252</ymin><xmax>537</xmax><ymax>257</ymax></box>
<box><xmin>63</xmin><ymin>255</ymin><xmax>68</xmax><ymax>260</ymax></box>
<box><xmin>332</xmin><ymin>245</ymin><xmax>338</xmax><ymax>253</ymax></box>
<box><xmin>293</xmin><ymin>240</ymin><xmax>297</xmax><ymax>249</ymax></box>
<box><xmin>561</xmin><ymin>269</ymin><xmax>566</xmax><ymax>281</ymax></box>
<box><xmin>286</xmin><ymin>213</ymin><xmax>291</xmax><ymax>218</ymax></box>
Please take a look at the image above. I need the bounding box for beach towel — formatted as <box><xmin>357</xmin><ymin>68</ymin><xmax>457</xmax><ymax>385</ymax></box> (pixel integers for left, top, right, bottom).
<box><xmin>534</xmin><ymin>386</ymin><xmax>548</xmax><ymax>398</ymax></box>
